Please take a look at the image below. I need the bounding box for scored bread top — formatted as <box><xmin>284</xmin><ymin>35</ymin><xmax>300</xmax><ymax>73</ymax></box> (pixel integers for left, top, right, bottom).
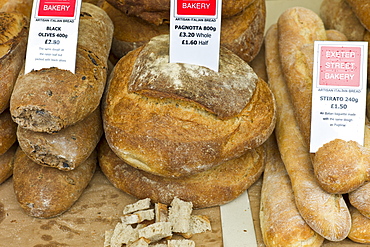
<box><xmin>128</xmin><ymin>35</ymin><xmax>258</xmax><ymax>119</ymax></box>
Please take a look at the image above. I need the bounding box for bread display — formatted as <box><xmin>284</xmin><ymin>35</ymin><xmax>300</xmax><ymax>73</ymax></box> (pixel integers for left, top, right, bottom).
<box><xmin>260</xmin><ymin>135</ymin><xmax>324</xmax><ymax>247</ymax></box>
<box><xmin>10</xmin><ymin>3</ymin><xmax>113</xmax><ymax>133</ymax></box>
<box><xmin>265</xmin><ymin>22</ymin><xmax>351</xmax><ymax>241</ymax></box>
<box><xmin>102</xmin><ymin>34</ymin><xmax>275</xmax><ymax>178</ymax></box>
<box><xmin>98</xmin><ymin>137</ymin><xmax>265</xmax><ymax>208</ymax></box>
<box><xmin>12</xmin><ymin>147</ymin><xmax>97</xmax><ymax>218</ymax></box>
<box><xmin>16</xmin><ymin>107</ymin><xmax>103</xmax><ymax>171</ymax></box>
<box><xmin>0</xmin><ymin>12</ymin><xmax>28</xmax><ymax>114</ymax></box>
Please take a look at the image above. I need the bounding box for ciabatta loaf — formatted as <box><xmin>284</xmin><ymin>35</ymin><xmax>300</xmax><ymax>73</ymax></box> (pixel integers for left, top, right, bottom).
<box><xmin>265</xmin><ymin>23</ymin><xmax>351</xmax><ymax>241</ymax></box>
<box><xmin>10</xmin><ymin>3</ymin><xmax>113</xmax><ymax>133</ymax></box>
<box><xmin>102</xmin><ymin>34</ymin><xmax>275</xmax><ymax>177</ymax></box>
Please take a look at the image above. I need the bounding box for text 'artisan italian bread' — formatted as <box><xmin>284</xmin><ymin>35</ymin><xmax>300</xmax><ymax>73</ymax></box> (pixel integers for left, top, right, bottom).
<box><xmin>102</xmin><ymin>34</ymin><xmax>276</xmax><ymax>178</ymax></box>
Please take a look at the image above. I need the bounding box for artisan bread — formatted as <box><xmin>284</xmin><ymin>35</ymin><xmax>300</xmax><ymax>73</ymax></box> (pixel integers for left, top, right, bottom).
<box><xmin>16</xmin><ymin>107</ymin><xmax>103</xmax><ymax>171</ymax></box>
<box><xmin>102</xmin><ymin>1</ymin><xmax>169</xmax><ymax>59</ymax></box>
<box><xmin>260</xmin><ymin>135</ymin><xmax>324</xmax><ymax>247</ymax></box>
<box><xmin>265</xmin><ymin>23</ymin><xmax>351</xmax><ymax>241</ymax></box>
<box><xmin>326</xmin><ymin>29</ymin><xmax>348</xmax><ymax>41</ymax></box>
<box><xmin>0</xmin><ymin>0</ymin><xmax>33</xmax><ymax>19</ymax></box>
<box><xmin>0</xmin><ymin>109</ymin><xmax>17</xmax><ymax>155</ymax></box>
<box><xmin>349</xmin><ymin>181</ymin><xmax>370</xmax><ymax>218</ymax></box>
<box><xmin>220</xmin><ymin>0</ymin><xmax>266</xmax><ymax>62</ymax></box>
<box><xmin>345</xmin><ymin>0</ymin><xmax>370</xmax><ymax>31</ymax></box>
<box><xmin>102</xmin><ymin>34</ymin><xmax>275</xmax><ymax>177</ymax></box>
<box><xmin>278</xmin><ymin>7</ymin><xmax>327</xmax><ymax>146</ymax></box>
<box><xmin>13</xmin><ymin>147</ymin><xmax>97</xmax><ymax>218</ymax></box>
<box><xmin>320</xmin><ymin>0</ymin><xmax>365</xmax><ymax>41</ymax></box>
<box><xmin>10</xmin><ymin>3</ymin><xmax>113</xmax><ymax>133</ymax></box>
<box><xmin>348</xmin><ymin>204</ymin><xmax>370</xmax><ymax>243</ymax></box>
<box><xmin>98</xmin><ymin>137</ymin><xmax>265</xmax><ymax>208</ymax></box>
<box><xmin>0</xmin><ymin>12</ymin><xmax>28</xmax><ymax>114</ymax></box>
<box><xmin>0</xmin><ymin>143</ymin><xmax>16</xmax><ymax>184</ymax></box>
<box><xmin>106</xmin><ymin>0</ymin><xmax>256</xmax><ymax>26</ymax></box>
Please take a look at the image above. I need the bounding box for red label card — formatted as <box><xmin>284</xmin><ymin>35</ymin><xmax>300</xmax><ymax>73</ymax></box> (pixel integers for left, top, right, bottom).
<box><xmin>177</xmin><ymin>0</ymin><xmax>217</xmax><ymax>16</ymax></box>
<box><xmin>38</xmin><ymin>0</ymin><xmax>76</xmax><ymax>17</ymax></box>
<box><xmin>319</xmin><ymin>46</ymin><xmax>362</xmax><ymax>87</ymax></box>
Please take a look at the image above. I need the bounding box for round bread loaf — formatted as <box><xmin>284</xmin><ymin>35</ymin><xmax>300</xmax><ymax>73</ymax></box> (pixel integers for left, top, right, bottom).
<box><xmin>102</xmin><ymin>34</ymin><xmax>275</xmax><ymax>178</ymax></box>
<box><xmin>106</xmin><ymin>0</ymin><xmax>256</xmax><ymax>25</ymax></box>
<box><xmin>98</xmin><ymin>138</ymin><xmax>265</xmax><ymax>208</ymax></box>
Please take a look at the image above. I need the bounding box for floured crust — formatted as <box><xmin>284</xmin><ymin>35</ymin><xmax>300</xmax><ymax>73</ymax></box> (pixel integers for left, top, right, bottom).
<box><xmin>278</xmin><ymin>7</ymin><xmax>327</xmax><ymax>146</ymax></box>
<box><xmin>260</xmin><ymin>136</ymin><xmax>324</xmax><ymax>247</ymax></box>
<box><xmin>221</xmin><ymin>0</ymin><xmax>266</xmax><ymax>62</ymax></box>
<box><xmin>98</xmin><ymin>138</ymin><xmax>265</xmax><ymax>208</ymax></box>
<box><xmin>16</xmin><ymin>107</ymin><xmax>103</xmax><ymax>171</ymax></box>
<box><xmin>0</xmin><ymin>109</ymin><xmax>17</xmax><ymax>155</ymax></box>
<box><xmin>349</xmin><ymin>182</ymin><xmax>370</xmax><ymax>218</ymax></box>
<box><xmin>0</xmin><ymin>12</ymin><xmax>28</xmax><ymax>114</ymax></box>
<box><xmin>348</xmin><ymin>205</ymin><xmax>370</xmax><ymax>243</ymax></box>
<box><xmin>13</xmin><ymin>148</ymin><xmax>97</xmax><ymax>218</ymax></box>
<box><xmin>102</xmin><ymin>35</ymin><xmax>275</xmax><ymax>178</ymax></box>
<box><xmin>128</xmin><ymin>35</ymin><xmax>258</xmax><ymax>119</ymax></box>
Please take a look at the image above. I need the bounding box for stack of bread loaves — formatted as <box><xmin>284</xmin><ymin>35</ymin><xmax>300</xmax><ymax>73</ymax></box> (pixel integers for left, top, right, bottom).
<box><xmin>7</xmin><ymin>3</ymin><xmax>113</xmax><ymax>219</ymax></box>
<box><xmin>0</xmin><ymin>0</ymin><xmax>32</xmax><ymax>184</ymax></box>
<box><xmin>100</xmin><ymin>33</ymin><xmax>276</xmax><ymax>208</ymax></box>
<box><xmin>260</xmin><ymin>2</ymin><xmax>370</xmax><ymax>245</ymax></box>
<box><xmin>102</xmin><ymin>0</ymin><xmax>266</xmax><ymax>63</ymax></box>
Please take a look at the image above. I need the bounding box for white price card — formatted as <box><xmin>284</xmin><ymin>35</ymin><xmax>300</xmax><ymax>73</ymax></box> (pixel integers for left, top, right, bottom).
<box><xmin>310</xmin><ymin>41</ymin><xmax>368</xmax><ymax>153</ymax></box>
<box><xmin>25</xmin><ymin>0</ymin><xmax>82</xmax><ymax>74</ymax></box>
<box><xmin>169</xmin><ymin>0</ymin><xmax>222</xmax><ymax>72</ymax></box>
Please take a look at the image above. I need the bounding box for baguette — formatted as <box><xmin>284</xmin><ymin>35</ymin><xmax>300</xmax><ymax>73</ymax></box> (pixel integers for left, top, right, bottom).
<box><xmin>13</xmin><ymin>147</ymin><xmax>97</xmax><ymax>218</ymax></box>
<box><xmin>16</xmin><ymin>107</ymin><xmax>103</xmax><ymax>171</ymax></box>
<box><xmin>265</xmin><ymin>23</ymin><xmax>351</xmax><ymax>241</ymax></box>
<box><xmin>277</xmin><ymin>7</ymin><xmax>327</xmax><ymax>146</ymax></box>
<box><xmin>260</xmin><ymin>135</ymin><xmax>324</xmax><ymax>247</ymax></box>
<box><xmin>10</xmin><ymin>3</ymin><xmax>113</xmax><ymax>133</ymax></box>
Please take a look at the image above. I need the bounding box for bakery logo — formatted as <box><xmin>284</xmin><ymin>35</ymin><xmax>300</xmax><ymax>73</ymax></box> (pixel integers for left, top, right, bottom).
<box><xmin>319</xmin><ymin>46</ymin><xmax>362</xmax><ymax>87</ymax></box>
<box><xmin>37</xmin><ymin>0</ymin><xmax>77</xmax><ymax>18</ymax></box>
<box><xmin>176</xmin><ymin>0</ymin><xmax>217</xmax><ymax>17</ymax></box>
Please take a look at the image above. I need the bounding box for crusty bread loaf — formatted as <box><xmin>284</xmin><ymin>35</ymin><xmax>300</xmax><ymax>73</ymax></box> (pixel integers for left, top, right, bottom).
<box><xmin>220</xmin><ymin>0</ymin><xmax>265</xmax><ymax>62</ymax></box>
<box><xmin>320</xmin><ymin>0</ymin><xmax>365</xmax><ymax>41</ymax></box>
<box><xmin>98</xmin><ymin>137</ymin><xmax>265</xmax><ymax>208</ymax></box>
<box><xmin>13</xmin><ymin>147</ymin><xmax>97</xmax><ymax>218</ymax></box>
<box><xmin>349</xmin><ymin>181</ymin><xmax>370</xmax><ymax>218</ymax></box>
<box><xmin>278</xmin><ymin>7</ymin><xmax>327</xmax><ymax>146</ymax></box>
<box><xmin>326</xmin><ymin>29</ymin><xmax>348</xmax><ymax>41</ymax></box>
<box><xmin>348</xmin><ymin>205</ymin><xmax>370</xmax><ymax>243</ymax></box>
<box><xmin>102</xmin><ymin>34</ymin><xmax>275</xmax><ymax>177</ymax></box>
<box><xmin>0</xmin><ymin>0</ymin><xmax>33</xmax><ymax>19</ymax></box>
<box><xmin>313</xmin><ymin>119</ymin><xmax>370</xmax><ymax>194</ymax></box>
<box><xmin>0</xmin><ymin>109</ymin><xmax>17</xmax><ymax>155</ymax></box>
<box><xmin>102</xmin><ymin>1</ymin><xmax>169</xmax><ymax>59</ymax></box>
<box><xmin>106</xmin><ymin>0</ymin><xmax>256</xmax><ymax>25</ymax></box>
<box><xmin>10</xmin><ymin>3</ymin><xmax>113</xmax><ymax>133</ymax></box>
<box><xmin>345</xmin><ymin>0</ymin><xmax>370</xmax><ymax>31</ymax></box>
<box><xmin>260</xmin><ymin>135</ymin><xmax>324</xmax><ymax>247</ymax></box>
<box><xmin>16</xmin><ymin>107</ymin><xmax>103</xmax><ymax>171</ymax></box>
<box><xmin>265</xmin><ymin>23</ymin><xmax>351</xmax><ymax>241</ymax></box>
<box><xmin>0</xmin><ymin>143</ymin><xmax>16</xmax><ymax>184</ymax></box>
<box><xmin>0</xmin><ymin>12</ymin><xmax>28</xmax><ymax>114</ymax></box>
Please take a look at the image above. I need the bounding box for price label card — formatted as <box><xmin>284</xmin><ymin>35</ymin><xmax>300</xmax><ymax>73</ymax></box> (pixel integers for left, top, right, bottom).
<box><xmin>310</xmin><ymin>41</ymin><xmax>368</xmax><ymax>153</ymax></box>
<box><xmin>169</xmin><ymin>0</ymin><xmax>222</xmax><ymax>72</ymax></box>
<box><xmin>24</xmin><ymin>0</ymin><xmax>82</xmax><ymax>74</ymax></box>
